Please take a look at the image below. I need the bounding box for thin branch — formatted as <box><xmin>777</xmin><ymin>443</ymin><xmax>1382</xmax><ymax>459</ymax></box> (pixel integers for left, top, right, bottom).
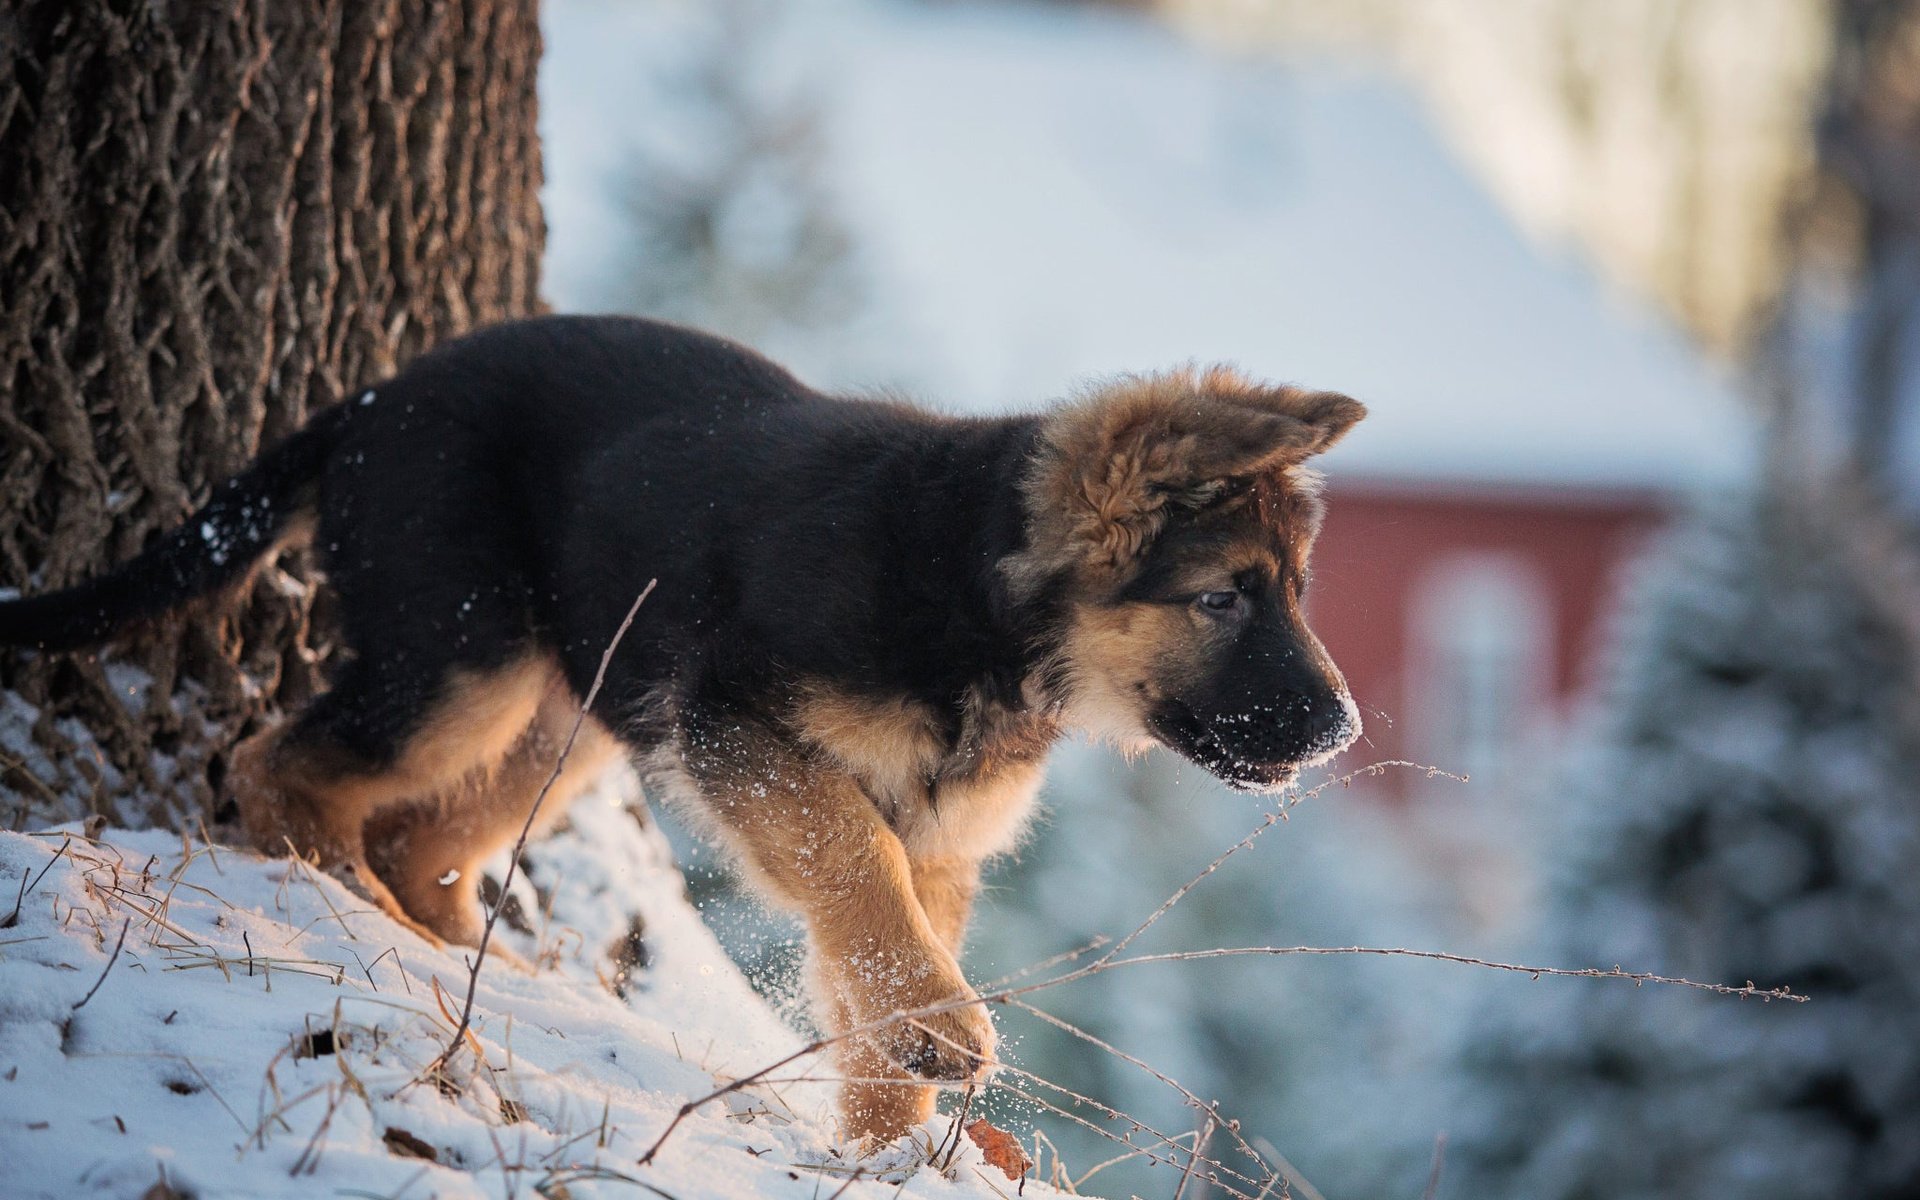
<box><xmin>1096</xmin><ymin>760</ymin><xmax>1463</xmax><ymax>968</ymax></box>
<box><xmin>1084</xmin><ymin>946</ymin><xmax>1808</xmax><ymax>1002</ymax></box>
<box><xmin>1252</xmin><ymin>1136</ymin><xmax>1324</xmax><ymax>1200</ymax></box>
<box><xmin>905</xmin><ymin>1014</ymin><xmax>1271</xmax><ymax>1197</ymax></box>
<box><xmin>638</xmin><ymin>1031</ymin><xmax>840</xmax><ymax>1165</ymax></box>
<box><xmin>1421</xmin><ymin>1133</ymin><xmax>1447</xmax><ymax>1200</ymax></box>
<box><xmin>824</xmin><ymin>1166</ymin><xmax>866</xmax><ymax>1200</ymax></box>
<box><xmin>424</xmin><ymin>582</ymin><xmax>655</xmax><ymax>1079</ymax></box>
<box><xmin>976</xmin><ymin>934</ymin><xmax>1110</xmax><ymax>993</ymax></box>
<box><xmin>3</xmin><ymin>834</ymin><xmax>71</xmax><ymax>928</ymax></box>
<box><xmin>71</xmin><ymin>917</ymin><xmax>131</xmax><ymax>1011</ymax></box>
<box><xmin>1172</xmin><ymin>1115</ymin><xmax>1215</xmax><ymax>1200</ymax></box>
<box><xmin>1009</xmin><ymin>998</ymin><xmax>1272</xmax><ymax>1188</ymax></box>
<box><xmin>633</xmin><ymin>760</ymin><xmax>1802</xmax><ymax>1164</ymax></box>
<box><xmin>983</xmin><ymin>1076</ymin><xmax>1258</xmax><ymax>1198</ymax></box>
<box><xmin>1094</xmin><ymin>811</ymin><xmax>1280</xmax><ymax>970</ymax></box>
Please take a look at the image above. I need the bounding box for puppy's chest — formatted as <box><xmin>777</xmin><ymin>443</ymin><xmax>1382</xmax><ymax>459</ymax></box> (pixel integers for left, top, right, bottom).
<box><xmin>792</xmin><ymin>685</ymin><xmax>1056</xmax><ymax>860</ymax></box>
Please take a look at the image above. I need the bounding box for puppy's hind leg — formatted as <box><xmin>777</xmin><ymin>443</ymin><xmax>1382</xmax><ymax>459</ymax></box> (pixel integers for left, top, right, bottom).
<box><xmin>364</xmin><ymin>693</ymin><xmax>625</xmax><ymax>950</ymax></box>
<box><xmin>231</xmin><ymin>651</ymin><xmax>557</xmax><ymax>944</ymax></box>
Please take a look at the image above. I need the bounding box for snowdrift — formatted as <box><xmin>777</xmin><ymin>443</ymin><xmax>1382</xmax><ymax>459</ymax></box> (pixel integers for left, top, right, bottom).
<box><xmin>0</xmin><ymin>772</ymin><xmax>1042</xmax><ymax>1199</ymax></box>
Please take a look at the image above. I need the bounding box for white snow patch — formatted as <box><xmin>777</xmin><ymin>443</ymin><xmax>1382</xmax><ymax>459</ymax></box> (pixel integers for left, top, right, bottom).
<box><xmin>0</xmin><ymin>770</ymin><xmax>1040</xmax><ymax>1199</ymax></box>
<box><xmin>199</xmin><ymin>520</ymin><xmax>229</xmax><ymax>567</ymax></box>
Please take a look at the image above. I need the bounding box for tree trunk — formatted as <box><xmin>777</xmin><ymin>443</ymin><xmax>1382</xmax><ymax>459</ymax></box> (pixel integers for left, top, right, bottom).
<box><xmin>0</xmin><ymin>0</ymin><xmax>544</xmax><ymax>829</ymax></box>
<box><xmin>1814</xmin><ymin>0</ymin><xmax>1920</xmax><ymax>494</ymax></box>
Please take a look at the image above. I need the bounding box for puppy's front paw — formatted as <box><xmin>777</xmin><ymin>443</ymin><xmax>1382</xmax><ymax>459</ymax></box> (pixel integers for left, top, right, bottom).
<box><xmin>821</xmin><ymin>943</ymin><xmax>998</xmax><ymax>1083</ymax></box>
<box><xmin>881</xmin><ymin>991</ymin><xmax>996</xmax><ymax>1081</ymax></box>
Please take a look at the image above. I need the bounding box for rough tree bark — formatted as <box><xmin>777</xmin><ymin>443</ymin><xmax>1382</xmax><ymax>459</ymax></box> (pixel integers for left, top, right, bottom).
<box><xmin>0</xmin><ymin>1</ymin><xmax>544</xmax><ymax>828</ymax></box>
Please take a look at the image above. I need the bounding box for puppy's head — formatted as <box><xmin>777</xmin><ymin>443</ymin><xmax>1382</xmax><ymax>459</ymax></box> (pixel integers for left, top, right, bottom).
<box><xmin>1013</xmin><ymin>366</ymin><xmax>1365</xmax><ymax>792</ymax></box>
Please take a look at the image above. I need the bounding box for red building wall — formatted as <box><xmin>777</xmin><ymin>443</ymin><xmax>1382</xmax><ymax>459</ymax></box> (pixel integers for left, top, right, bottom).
<box><xmin>1305</xmin><ymin>481</ymin><xmax>1669</xmax><ymax>801</ymax></box>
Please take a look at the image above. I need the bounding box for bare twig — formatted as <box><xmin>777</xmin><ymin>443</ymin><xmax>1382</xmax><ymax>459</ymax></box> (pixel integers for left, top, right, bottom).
<box><xmin>1172</xmin><ymin>1116</ymin><xmax>1216</xmax><ymax>1200</ymax></box>
<box><xmin>983</xmin><ymin>1076</ymin><xmax>1257</xmax><ymax>1196</ymax></box>
<box><xmin>1009</xmin><ymin>998</ymin><xmax>1273</xmax><ymax>1188</ymax></box>
<box><xmin>824</xmin><ymin>1166</ymin><xmax>866</xmax><ymax>1200</ymax></box>
<box><xmin>976</xmin><ymin>934</ymin><xmax>1110</xmax><ymax>992</ymax></box>
<box><xmin>638</xmin><ymin>1031</ymin><xmax>842</xmax><ymax>1165</ymax></box>
<box><xmin>635</xmin><ymin>772</ymin><xmax>1802</xmax><ymax>1167</ymax></box>
<box><xmin>1095</xmin><ymin>812</ymin><xmax>1283</xmax><ymax>970</ymax></box>
<box><xmin>3</xmin><ymin>834</ymin><xmax>71</xmax><ymax>928</ymax></box>
<box><xmin>1082</xmin><ymin>945</ymin><xmax>1808</xmax><ymax>1002</ymax></box>
<box><xmin>424</xmin><ymin>582</ymin><xmax>654</xmax><ymax>1080</ymax></box>
<box><xmin>176</xmin><ymin>1055</ymin><xmax>249</xmax><ymax>1135</ymax></box>
<box><xmin>1421</xmin><ymin>1133</ymin><xmax>1447</xmax><ymax>1200</ymax></box>
<box><xmin>289</xmin><ymin>1082</ymin><xmax>343</xmax><ymax>1176</ymax></box>
<box><xmin>1096</xmin><ymin>761</ymin><xmax>1464</xmax><ymax>969</ymax></box>
<box><xmin>907</xmin><ymin>1012</ymin><xmax>1274</xmax><ymax>1198</ymax></box>
<box><xmin>71</xmin><ymin>917</ymin><xmax>131</xmax><ymax>1011</ymax></box>
<box><xmin>1252</xmin><ymin>1137</ymin><xmax>1322</xmax><ymax>1200</ymax></box>
<box><xmin>932</xmin><ymin>1084</ymin><xmax>975</xmax><ymax>1172</ymax></box>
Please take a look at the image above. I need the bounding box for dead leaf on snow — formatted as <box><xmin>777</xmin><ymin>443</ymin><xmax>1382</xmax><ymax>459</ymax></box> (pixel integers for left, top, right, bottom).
<box><xmin>965</xmin><ymin>1117</ymin><xmax>1032</xmax><ymax>1181</ymax></box>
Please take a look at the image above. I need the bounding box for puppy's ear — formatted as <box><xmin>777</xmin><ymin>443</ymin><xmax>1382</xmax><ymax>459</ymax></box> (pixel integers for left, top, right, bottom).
<box><xmin>1167</xmin><ymin>388</ymin><xmax>1366</xmax><ymax>482</ymax></box>
<box><xmin>1260</xmin><ymin>388</ymin><xmax>1366</xmax><ymax>459</ymax></box>
<box><xmin>1026</xmin><ymin>366</ymin><xmax>1366</xmax><ymax>570</ymax></box>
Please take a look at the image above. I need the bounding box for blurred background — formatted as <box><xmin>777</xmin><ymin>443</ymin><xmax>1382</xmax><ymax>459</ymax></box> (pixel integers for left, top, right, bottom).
<box><xmin>539</xmin><ymin>2</ymin><xmax>1920</xmax><ymax>1197</ymax></box>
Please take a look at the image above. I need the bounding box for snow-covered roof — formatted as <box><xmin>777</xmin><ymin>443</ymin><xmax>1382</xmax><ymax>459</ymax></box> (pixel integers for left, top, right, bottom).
<box><xmin>542</xmin><ymin>0</ymin><xmax>1755</xmax><ymax>491</ymax></box>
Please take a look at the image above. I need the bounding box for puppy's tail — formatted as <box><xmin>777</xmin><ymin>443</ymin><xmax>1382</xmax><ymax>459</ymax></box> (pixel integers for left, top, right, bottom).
<box><xmin>0</xmin><ymin>404</ymin><xmax>351</xmax><ymax>652</ymax></box>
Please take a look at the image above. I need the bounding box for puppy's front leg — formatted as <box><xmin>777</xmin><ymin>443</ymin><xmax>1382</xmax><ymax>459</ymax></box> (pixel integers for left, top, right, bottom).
<box><xmin>814</xmin><ymin>853</ymin><xmax>989</xmax><ymax>1141</ymax></box>
<box><xmin>683</xmin><ymin>730</ymin><xmax>994</xmax><ymax>1140</ymax></box>
<box><xmin>797</xmin><ymin>816</ymin><xmax>996</xmax><ymax>1143</ymax></box>
<box><xmin>909</xmin><ymin>855</ymin><xmax>982</xmax><ymax>955</ymax></box>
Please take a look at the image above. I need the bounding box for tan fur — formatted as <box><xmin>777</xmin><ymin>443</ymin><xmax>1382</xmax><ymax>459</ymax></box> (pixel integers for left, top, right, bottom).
<box><xmin>233</xmin><ymin>655</ymin><xmax>563</xmax><ymax>943</ymax></box>
<box><xmin>671</xmin><ymin>718</ymin><xmax>996</xmax><ymax>1143</ymax></box>
<box><xmin>693</xmin><ymin>683</ymin><xmax>1061</xmax><ymax>1141</ymax></box>
<box><xmin>793</xmin><ymin>687</ymin><xmax>945</xmax><ymax>815</ymax></box>
<box><xmin>1007</xmin><ymin>365</ymin><xmax>1363</xmax><ymax>590</ymax></box>
<box><xmin>820</xmin><ymin>853</ymin><xmax>985</xmax><ymax>1142</ymax></box>
<box><xmin>364</xmin><ymin>699</ymin><xmax>624</xmax><ymax>948</ymax></box>
<box><xmin>908</xmin><ymin>855</ymin><xmax>980</xmax><ymax>954</ymax></box>
<box><xmin>893</xmin><ymin>758</ymin><xmax>1045</xmax><ymax>863</ymax></box>
<box><xmin>816</xmin><ymin>974</ymin><xmax>942</xmax><ymax>1141</ymax></box>
<box><xmin>1054</xmin><ymin>601</ymin><xmax>1193</xmax><ymax>752</ymax></box>
<box><xmin>793</xmin><ymin>684</ymin><xmax>1050</xmax><ymax>863</ymax></box>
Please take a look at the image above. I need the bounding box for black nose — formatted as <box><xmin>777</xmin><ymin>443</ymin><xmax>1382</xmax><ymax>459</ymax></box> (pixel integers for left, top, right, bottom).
<box><xmin>1297</xmin><ymin>689</ymin><xmax>1356</xmax><ymax>757</ymax></box>
<box><xmin>1189</xmin><ymin>686</ymin><xmax>1354</xmax><ymax>766</ymax></box>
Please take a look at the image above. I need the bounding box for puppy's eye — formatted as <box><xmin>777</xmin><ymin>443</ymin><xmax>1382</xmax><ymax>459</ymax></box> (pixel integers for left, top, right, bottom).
<box><xmin>1197</xmin><ymin>590</ymin><xmax>1241</xmax><ymax>614</ymax></box>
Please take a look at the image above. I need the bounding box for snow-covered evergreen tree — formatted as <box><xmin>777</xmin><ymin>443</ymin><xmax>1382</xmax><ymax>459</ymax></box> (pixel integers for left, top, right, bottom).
<box><xmin>1445</xmin><ymin>482</ymin><xmax>1920</xmax><ymax>1199</ymax></box>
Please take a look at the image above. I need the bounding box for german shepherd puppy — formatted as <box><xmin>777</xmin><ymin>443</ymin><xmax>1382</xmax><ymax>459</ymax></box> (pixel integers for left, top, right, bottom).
<box><xmin>0</xmin><ymin>316</ymin><xmax>1364</xmax><ymax>1140</ymax></box>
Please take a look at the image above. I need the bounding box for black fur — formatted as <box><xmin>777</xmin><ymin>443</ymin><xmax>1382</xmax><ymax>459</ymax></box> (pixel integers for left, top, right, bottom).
<box><xmin>0</xmin><ymin>405</ymin><xmax>348</xmax><ymax>651</ymax></box>
<box><xmin>0</xmin><ymin>316</ymin><xmax>1062</xmax><ymax>761</ymax></box>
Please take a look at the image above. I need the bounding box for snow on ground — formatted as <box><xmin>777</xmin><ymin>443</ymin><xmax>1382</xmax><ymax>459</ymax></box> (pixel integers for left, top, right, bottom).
<box><xmin>0</xmin><ymin>770</ymin><xmax>1039</xmax><ymax>1200</ymax></box>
